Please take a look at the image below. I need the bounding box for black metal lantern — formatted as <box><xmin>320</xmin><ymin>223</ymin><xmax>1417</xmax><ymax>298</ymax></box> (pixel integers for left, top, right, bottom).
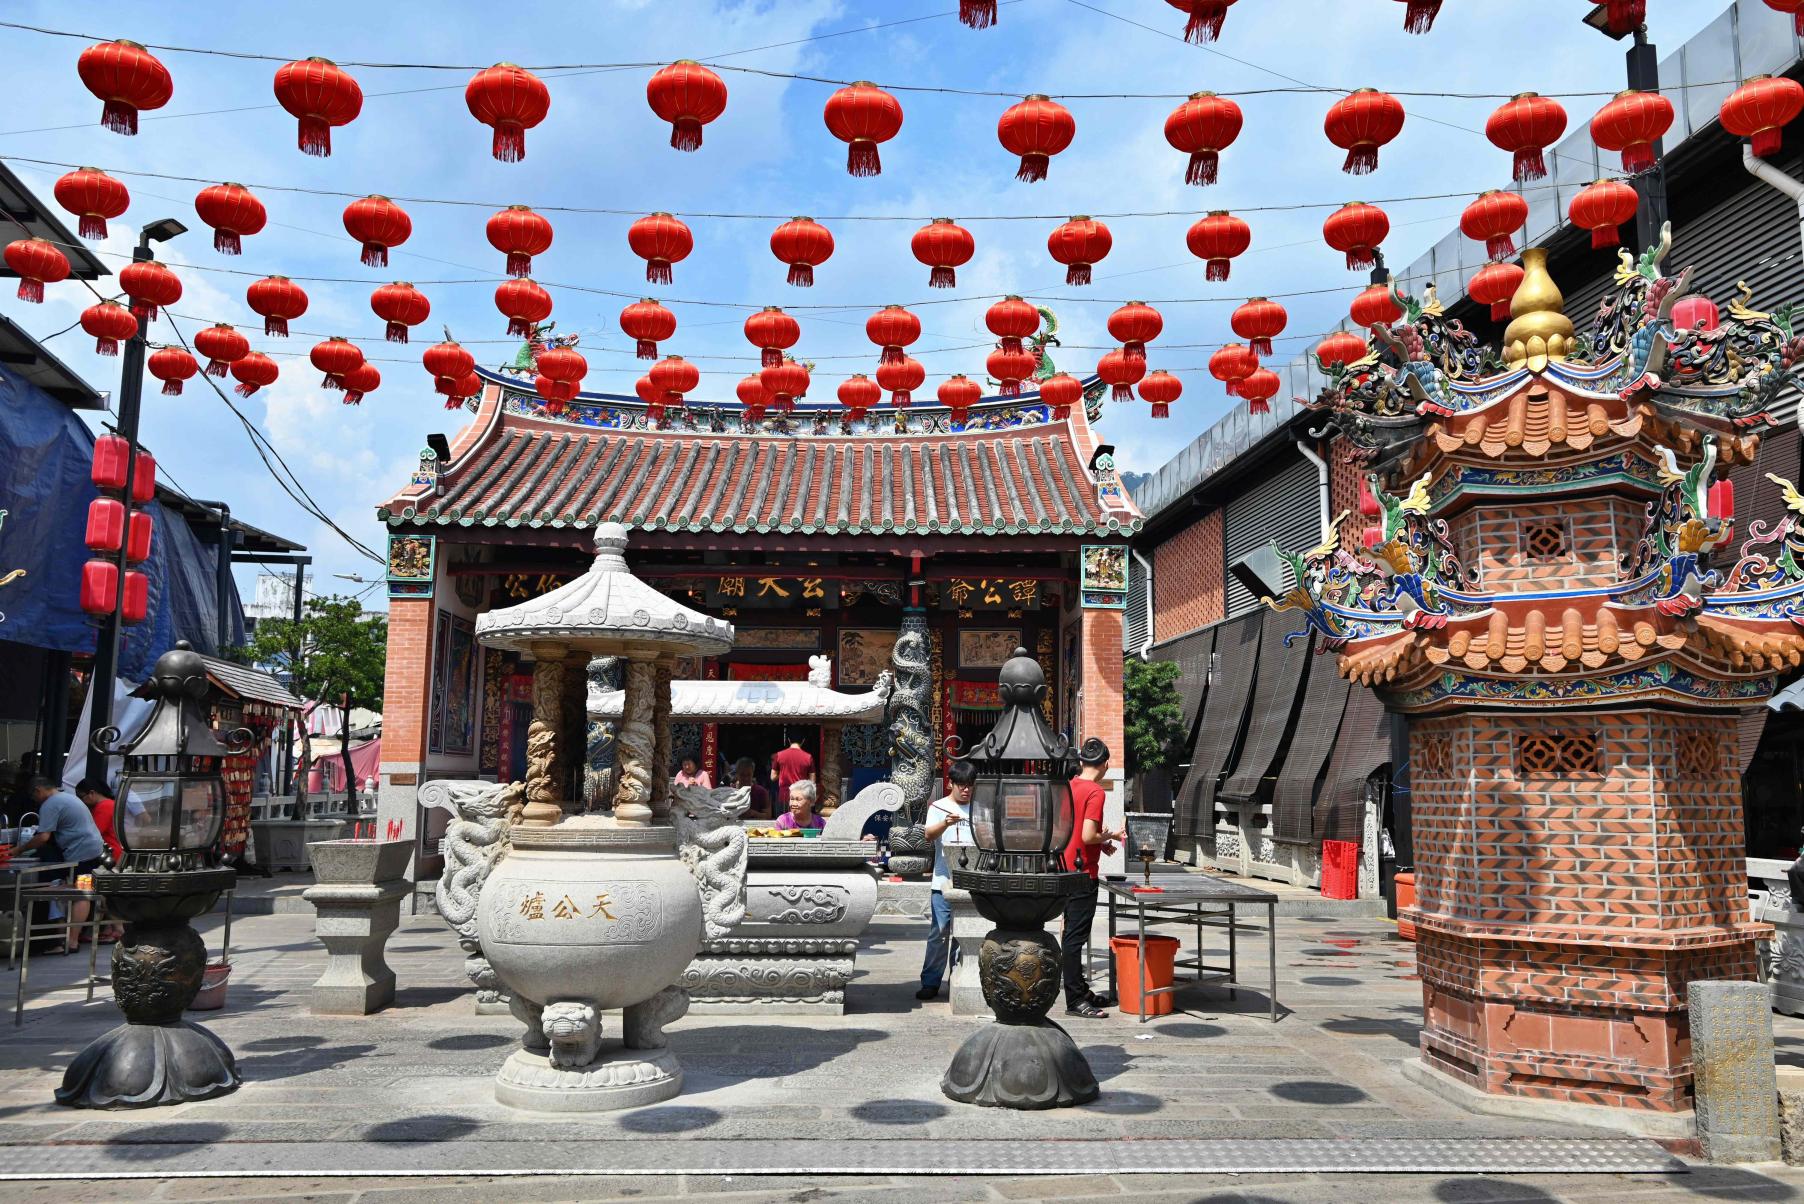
<box><xmin>57</xmin><ymin>641</ymin><xmax>242</xmax><ymax>1110</ymax></box>
<box><xmin>961</xmin><ymin>650</ymin><xmax>1076</xmax><ymax>876</ymax></box>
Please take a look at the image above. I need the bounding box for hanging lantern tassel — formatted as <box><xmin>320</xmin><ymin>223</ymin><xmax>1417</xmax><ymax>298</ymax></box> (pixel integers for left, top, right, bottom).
<box><xmin>1401</xmin><ymin>0</ymin><xmax>1441</xmax><ymax>33</ymax></box>
<box><xmin>1178</xmin><ymin>1</ymin><xmax>1232</xmax><ymax>43</ymax></box>
<box><xmin>959</xmin><ymin>0</ymin><xmax>997</xmax><ymax>28</ymax></box>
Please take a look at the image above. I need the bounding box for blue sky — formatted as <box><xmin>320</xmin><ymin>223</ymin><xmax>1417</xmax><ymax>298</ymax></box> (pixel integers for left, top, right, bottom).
<box><xmin>0</xmin><ymin>1</ymin><xmax>1729</xmax><ymax>609</ymax></box>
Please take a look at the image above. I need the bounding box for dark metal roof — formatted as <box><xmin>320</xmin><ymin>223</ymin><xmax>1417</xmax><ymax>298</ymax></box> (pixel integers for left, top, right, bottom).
<box><xmin>0</xmin><ymin>312</ymin><xmax>104</xmax><ymax>410</ymax></box>
<box><xmin>156</xmin><ymin>486</ymin><xmax>307</xmax><ymax>555</ymax></box>
<box><xmin>0</xmin><ymin>161</ymin><xmax>108</xmax><ymax>280</ymax></box>
<box><xmin>197</xmin><ymin>653</ymin><xmax>303</xmax><ymax>710</ymax></box>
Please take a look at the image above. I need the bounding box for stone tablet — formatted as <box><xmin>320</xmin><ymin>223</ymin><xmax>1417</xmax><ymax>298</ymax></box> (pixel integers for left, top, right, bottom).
<box><xmin>1689</xmin><ymin>979</ymin><xmax>1781</xmax><ymax>1164</ymax></box>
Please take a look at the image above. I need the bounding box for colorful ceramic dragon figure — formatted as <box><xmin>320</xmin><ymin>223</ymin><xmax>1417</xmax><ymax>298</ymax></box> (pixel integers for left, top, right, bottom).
<box><xmin>1648</xmin><ymin>440</ymin><xmax>1730</xmax><ymax>617</ymax></box>
<box><xmin>1262</xmin><ymin>512</ymin><xmax>1356</xmax><ymax>650</ymax></box>
<box><xmin>1361</xmin><ymin>472</ymin><xmax>1450</xmax><ymax>630</ymax></box>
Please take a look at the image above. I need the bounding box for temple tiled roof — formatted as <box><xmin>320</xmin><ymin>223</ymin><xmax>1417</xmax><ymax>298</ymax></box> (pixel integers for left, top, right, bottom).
<box><xmin>381</xmin><ymin>387</ymin><xmax>1140</xmax><ymax>538</ymax></box>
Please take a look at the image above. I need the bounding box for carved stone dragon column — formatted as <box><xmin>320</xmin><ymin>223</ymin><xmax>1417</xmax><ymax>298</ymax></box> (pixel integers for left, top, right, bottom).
<box><xmin>884</xmin><ymin>608</ymin><xmax>934</xmax><ymax>876</ymax></box>
<box><xmin>650</xmin><ymin>660</ymin><xmax>674</xmax><ymax>823</ymax></box>
<box><xmin>613</xmin><ymin>658</ymin><xmax>656</xmax><ymax>827</ymax></box>
<box><xmin>522</xmin><ymin>643</ymin><xmax>568</xmax><ymax>828</ymax></box>
<box><xmin>819</xmin><ymin>724</ymin><xmax>843</xmax><ymax>816</ymax></box>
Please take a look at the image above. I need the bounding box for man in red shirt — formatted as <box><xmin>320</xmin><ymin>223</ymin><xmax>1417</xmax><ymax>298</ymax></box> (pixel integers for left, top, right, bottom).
<box><xmin>770</xmin><ymin>736</ymin><xmax>815</xmax><ymax>798</ymax></box>
<box><xmin>1062</xmin><ymin>738</ymin><xmax>1125</xmax><ymax>1018</ymax></box>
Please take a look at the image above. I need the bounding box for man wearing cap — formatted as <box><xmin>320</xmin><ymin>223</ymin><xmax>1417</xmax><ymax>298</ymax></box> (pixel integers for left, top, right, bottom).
<box><xmin>1063</xmin><ymin>738</ymin><xmax>1126</xmax><ymax>1018</ymax></box>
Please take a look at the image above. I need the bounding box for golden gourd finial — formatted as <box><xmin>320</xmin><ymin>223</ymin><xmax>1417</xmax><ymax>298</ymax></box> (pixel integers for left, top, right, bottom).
<box><xmin>1502</xmin><ymin>247</ymin><xmax>1575</xmax><ymax>372</ymax></box>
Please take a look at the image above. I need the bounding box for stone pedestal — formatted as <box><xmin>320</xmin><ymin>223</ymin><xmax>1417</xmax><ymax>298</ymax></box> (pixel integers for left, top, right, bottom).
<box><xmin>1690</xmin><ymin>980</ymin><xmax>1781</xmax><ymax>1163</ymax></box>
<box><xmin>303</xmin><ymin>839</ymin><xmax>412</xmax><ymax>1015</ymax></box>
<box><xmin>251</xmin><ymin>817</ymin><xmax>347</xmax><ymax>873</ymax></box>
<box><xmin>947</xmin><ymin>885</ymin><xmax>989</xmax><ymax>1016</ymax></box>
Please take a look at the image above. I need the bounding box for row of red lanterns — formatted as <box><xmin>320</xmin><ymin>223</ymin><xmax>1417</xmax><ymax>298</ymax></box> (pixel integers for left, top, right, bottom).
<box><xmin>79</xmin><ymin>434</ymin><xmax>157</xmax><ymax>624</ymax></box>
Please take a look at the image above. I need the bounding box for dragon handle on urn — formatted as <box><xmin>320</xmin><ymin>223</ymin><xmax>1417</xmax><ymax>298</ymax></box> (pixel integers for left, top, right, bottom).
<box><xmin>670</xmin><ymin>784</ymin><xmax>751</xmax><ymax>939</ymax></box>
<box><xmin>427</xmin><ymin>779</ymin><xmax>524</xmax><ymax>1011</ymax></box>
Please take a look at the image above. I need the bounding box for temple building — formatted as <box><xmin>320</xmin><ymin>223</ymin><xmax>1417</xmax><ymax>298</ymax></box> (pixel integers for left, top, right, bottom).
<box><xmin>373</xmin><ymin>368</ymin><xmax>1140</xmax><ymax>908</ymax></box>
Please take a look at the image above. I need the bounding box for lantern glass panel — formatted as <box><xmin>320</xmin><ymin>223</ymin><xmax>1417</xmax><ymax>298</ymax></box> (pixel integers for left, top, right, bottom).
<box><xmin>118</xmin><ymin>765</ymin><xmax>224</xmax><ymax>853</ymax></box>
<box><xmin>969</xmin><ymin>772</ymin><xmax>1073</xmax><ymax>857</ymax></box>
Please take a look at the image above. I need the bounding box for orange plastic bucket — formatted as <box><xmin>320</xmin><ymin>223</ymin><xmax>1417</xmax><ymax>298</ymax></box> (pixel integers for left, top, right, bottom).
<box><xmin>1110</xmin><ymin>935</ymin><xmax>1180</xmax><ymax>1016</ymax></box>
<box><xmin>1394</xmin><ymin>872</ymin><xmax>1417</xmax><ymax>942</ymax></box>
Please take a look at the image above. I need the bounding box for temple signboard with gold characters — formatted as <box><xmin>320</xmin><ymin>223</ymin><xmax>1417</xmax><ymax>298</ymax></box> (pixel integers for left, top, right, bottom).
<box><xmin>1273</xmin><ymin>225</ymin><xmax>1804</xmax><ymax>1118</ymax></box>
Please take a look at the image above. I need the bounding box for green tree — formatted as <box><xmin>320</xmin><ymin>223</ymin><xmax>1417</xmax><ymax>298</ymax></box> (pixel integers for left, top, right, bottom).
<box><xmin>243</xmin><ymin>596</ymin><xmax>388</xmax><ymax>817</ymax></box>
<box><xmin>1122</xmin><ymin>658</ymin><xmax>1185</xmax><ymax>778</ymax></box>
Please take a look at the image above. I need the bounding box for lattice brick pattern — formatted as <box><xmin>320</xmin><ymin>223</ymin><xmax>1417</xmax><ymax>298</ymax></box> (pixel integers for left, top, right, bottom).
<box><xmin>1675</xmin><ymin>730</ymin><xmax>1720</xmax><ymax>779</ymax></box>
<box><xmin>1515</xmin><ymin>731</ymin><xmax>1601</xmax><ymax>777</ymax></box>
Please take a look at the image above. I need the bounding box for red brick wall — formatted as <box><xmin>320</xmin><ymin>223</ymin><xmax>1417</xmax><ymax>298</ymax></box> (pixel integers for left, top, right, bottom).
<box><xmin>1152</xmin><ymin>508</ymin><xmax>1224</xmax><ymax>643</ymax></box>
<box><xmin>1447</xmin><ymin>497</ymin><xmax>1642</xmax><ymax>592</ymax></box>
<box><xmin>381</xmin><ymin>597</ymin><xmax>435</xmax><ymax>768</ymax></box>
<box><xmin>1328</xmin><ymin>444</ymin><xmax>1365</xmax><ymax>552</ymax></box>
<box><xmin>1079</xmin><ymin>606</ymin><xmax>1124</xmax><ymax>757</ymax></box>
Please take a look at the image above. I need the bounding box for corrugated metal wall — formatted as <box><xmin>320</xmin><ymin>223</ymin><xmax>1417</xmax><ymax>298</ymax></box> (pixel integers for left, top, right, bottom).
<box><xmin>1125</xmin><ymin>553</ymin><xmax>1150</xmax><ymax>653</ymax></box>
<box><xmin>1222</xmin><ymin>454</ymin><xmax>1319</xmax><ymax>617</ymax></box>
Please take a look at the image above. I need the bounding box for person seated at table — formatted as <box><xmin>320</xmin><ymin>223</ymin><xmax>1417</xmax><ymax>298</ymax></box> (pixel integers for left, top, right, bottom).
<box><xmin>15</xmin><ymin>777</ymin><xmax>108</xmax><ymax>954</ymax></box>
<box><xmin>732</xmin><ymin>757</ymin><xmax>772</xmax><ymax>820</ymax></box>
<box><xmin>672</xmin><ymin>755</ymin><xmax>712</xmax><ymax>791</ymax></box>
<box><xmin>773</xmin><ymin>780</ymin><xmax>826</xmax><ymax>832</ymax></box>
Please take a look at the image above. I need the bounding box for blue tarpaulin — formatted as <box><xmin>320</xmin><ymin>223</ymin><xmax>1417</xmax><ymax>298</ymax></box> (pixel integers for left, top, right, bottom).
<box><xmin>0</xmin><ymin>366</ymin><xmax>243</xmax><ymax>674</ymax></box>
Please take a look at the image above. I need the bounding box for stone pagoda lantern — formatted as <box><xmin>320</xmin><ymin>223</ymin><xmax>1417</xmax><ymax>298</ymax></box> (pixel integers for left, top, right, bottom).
<box><xmin>458</xmin><ymin>521</ymin><xmax>746</xmax><ymax>1111</ymax></box>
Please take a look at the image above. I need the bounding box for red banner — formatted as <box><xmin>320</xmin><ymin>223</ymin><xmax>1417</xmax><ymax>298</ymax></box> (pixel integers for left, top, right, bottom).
<box><xmin>728</xmin><ymin>662</ymin><xmax>810</xmax><ymax>682</ymax></box>
<box><xmin>949</xmin><ymin>679</ymin><xmax>1001</xmax><ymax>711</ymax></box>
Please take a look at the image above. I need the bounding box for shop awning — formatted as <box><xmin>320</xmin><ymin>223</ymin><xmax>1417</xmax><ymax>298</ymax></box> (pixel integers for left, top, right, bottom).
<box><xmin>1176</xmin><ymin>609</ymin><xmax>1261</xmax><ymax>839</ymax></box>
<box><xmin>1314</xmin><ymin>684</ymin><xmax>1390</xmax><ymax>845</ymax></box>
<box><xmin>1217</xmin><ymin>610</ymin><xmax>1310</xmax><ymax>806</ymax></box>
<box><xmin>1270</xmin><ymin>637</ymin><xmax>1354</xmax><ymax>844</ymax></box>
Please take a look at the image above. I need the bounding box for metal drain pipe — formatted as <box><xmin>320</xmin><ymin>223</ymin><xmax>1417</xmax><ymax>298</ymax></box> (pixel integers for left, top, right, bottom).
<box><xmin>1742</xmin><ymin>144</ymin><xmax>1804</xmax><ymax>263</ymax></box>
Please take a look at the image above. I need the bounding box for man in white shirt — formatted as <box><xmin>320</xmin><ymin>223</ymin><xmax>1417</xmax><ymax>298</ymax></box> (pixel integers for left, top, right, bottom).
<box><xmin>916</xmin><ymin>758</ymin><xmax>977</xmax><ymax>1002</ymax></box>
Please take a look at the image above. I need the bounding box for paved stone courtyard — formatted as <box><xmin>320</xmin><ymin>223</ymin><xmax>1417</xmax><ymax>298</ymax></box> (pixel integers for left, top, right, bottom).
<box><xmin>4</xmin><ymin>891</ymin><xmax>1804</xmax><ymax>1202</ymax></box>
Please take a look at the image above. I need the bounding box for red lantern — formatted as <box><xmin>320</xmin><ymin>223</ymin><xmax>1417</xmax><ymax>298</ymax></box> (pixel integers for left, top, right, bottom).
<box><xmin>148</xmin><ymin>346</ymin><xmax>198</xmax><ymax>396</ymax></box>
<box><xmin>120</xmin><ymin>259</ymin><xmax>180</xmax><ymax>322</ymax></box>
<box><xmin>536</xmin><ymin>345</ymin><xmax>587</xmax><ymax>388</ymax></box>
<box><xmin>911</xmin><ymin>218</ymin><xmax>974</xmax><ymax>289</ymax></box>
<box><xmin>81</xmin><ymin>300</ymin><xmax>137</xmax><ymax>356</ymax></box>
<box><xmin>1164</xmin><ymin>91</ymin><xmax>1242</xmax><ymax>186</ymax></box>
<box><xmin>247</xmin><ymin>275</ymin><xmax>307</xmax><ymax>337</ymax></box>
<box><xmin>986</xmin><ymin>296</ymin><xmax>1041</xmax><ymax>355</ymax></box>
<box><xmin>1721</xmin><ymin>75</ymin><xmax>1804</xmax><ymax>159</ymax></box>
<box><xmin>1591</xmin><ymin>89</ymin><xmax>1673</xmax><ymax>174</ymax></box>
<box><xmin>230</xmin><ymin>351</ymin><xmax>280</xmax><ymax>397</ymax></box>
<box><xmin>1322</xmin><ymin>202</ymin><xmax>1389</xmax><ymax>271</ymax></box>
<box><xmin>1467</xmin><ymin>261</ymin><xmax>1525</xmax><ymax>322</ymax></box>
<box><xmin>758</xmin><ymin>357</ymin><xmax>807</xmax><ymax>412</ymax></box>
<box><xmin>987</xmin><ymin>346</ymin><xmax>1038</xmax><ymax>396</ymax></box>
<box><xmin>998</xmin><ymin>95</ymin><xmax>1075</xmax><ymax>182</ymax></box>
<box><xmin>867</xmin><ymin>305</ymin><xmax>921</xmax><ymax>366</ymax></box>
<box><xmin>1167</xmin><ymin>0</ymin><xmax>1235</xmax><ymax>43</ymax></box>
<box><xmin>771</xmin><ymin>217</ymin><xmax>834</xmax><ymax>287</ymax></box>
<box><xmin>340</xmin><ymin>362</ymin><xmax>381</xmax><ymax>405</ymax></box>
<box><xmin>194</xmin><ymin>182</ymin><xmax>266</xmax><ymax>256</ymax></box>
<box><xmin>1597</xmin><ymin>0</ymin><xmax>1646</xmax><ymax>35</ymax></box>
<box><xmin>495</xmin><ymin>277</ymin><xmax>553</xmax><ymax>337</ymax></box>
<box><xmin>1324</xmin><ymin>88</ymin><xmax>1405</xmax><ymax>175</ymax></box>
<box><xmin>939</xmin><ymin>374</ymin><xmax>982</xmax><ymax>422</ymax></box>
<box><xmin>534</xmin><ymin>375</ymin><xmax>577</xmax><ymax>415</ymax></box>
<box><xmin>424</xmin><ymin>340</ymin><xmax>476</xmax><ymax>396</ymax></box>
<box><xmin>655</xmin><ymin>355</ymin><xmax>703</xmax><ymax>404</ymax></box>
<box><xmin>824</xmin><ymin>82</ymin><xmax>903</xmax><ymax>178</ymax></box>
<box><xmin>736</xmin><ymin>373</ymin><xmax>771</xmax><ymax>420</ymax></box>
<box><xmin>1485</xmin><ymin>92</ymin><xmax>1567</xmax><ymax>183</ymax></box>
<box><xmin>310</xmin><ymin>337</ymin><xmax>365</xmax><ymax>390</ymax></box>
<box><xmin>1397</xmin><ymin>0</ymin><xmax>1442</xmax><ymax>32</ymax></box>
<box><xmin>121</xmin><ymin>569</ymin><xmax>149</xmax><ymax>626</ymax></box>
<box><xmin>960</xmin><ymin>1</ymin><xmax>998</xmax><ymax>28</ymax></box>
<box><xmin>1231</xmin><ymin>298</ymin><xmax>1287</xmax><ymax>358</ymax></box>
<box><xmin>1208</xmin><ymin>343</ymin><xmax>1257</xmax><ymax>395</ymax></box>
<box><xmin>1139</xmin><ymin>370</ymin><xmax>1182</xmax><ymax>419</ymax></box>
<box><xmin>1767</xmin><ymin>0</ymin><xmax>1804</xmax><ymax>35</ymax></box>
<box><xmin>193</xmin><ymin>323</ymin><xmax>249</xmax><ymax>377</ymax></box>
<box><xmin>1107</xmin><ymin>301</ymin><xmax>1163</xmax><ymax>360</ymax></box>
<box><xmin>839</xmin><ymin>374</ymin><xmax>881</xmax><ymax>418</ymax></box>
<box><xmin>647</xmin><ymin>60</ymin><xmax>728</xmax><ymax>152</ymax></box>
<box><xmin>126</xmin><ymin>510</ymin><xmax>153</xmax><ymax>564</ymax></box>
<box><xmin>629</xmin><ymin>212</ymin><xmax>693</xmax><ymax>285</ymax></box>
<box><xmin>1096</xmin><ymin>349</ymin><xmax>1145</xmax><ymax>403</ymax></box>
<box><xmin>466</xmin><ymin>63</ymin><xmax>550</xmax><ymax>163</ymax></box>
<box><xmin>878</xmin><ymin>356</ymin><xmax>925</xmax><ymax>408</ymax></box>
<box><xmin>1038</xmin><ymin>372</ymin><xmax>1082</xmax><ymax>420</ymax></box>
<box><xmin>486</xmin><ymin>205</ymin><xmax>554</xmax><ymax>277</ymax></box>
<box><xmin>449</xmin><ymin>371</ymin><xmax>483</xmax><ymax>409</ymax></box>
<box><xmin>78</xmin><ymin>40</ymin><xmax>172</xmax><ymax>136</ymax></box>
<box><xmin>53</xmin><ymin>167</ymin><xmax>129</xmax><ymax>240</ymax></box>
<box><xmin>371</xmin><ymin>282</ymin><xmax>430</xmax><ymax>343</ymax></box>
<box><xmin>86</xmin><ymin>497</ymin><xmax>126</xmax><ymax>553</ymax></box>
<box><xmin>80</xmin><ymin>559</ymin><xmax>119</xmax><ymax>617</ymax></box>
<box><xmin>1186</xmin><ymin>212</ymin><xmax>1250</xmax><ymax>281</ymax></box>
<box><xmin>1569</xmin><ymin>179</ymin><xmax>1639</xmax><ymax>249</ymax></box>
<box><xmin>619</xmin><ymin>298</ymin><xmax>676</xmax><ymax>360</ymax></box>
<box><xmin>745</xmin><ymin>306</ymin><xmax>801</xmax><ymax>368</ymax></box>
<box><xmin>130</xmin><ymin>448</ymin><xmax>155</xmax><ymax>503</ymax></box>
<box><xmin>1314</xmin><ymin>330</ymin><xmax>1368</xmax><ymax>369</ymax></box>
<box><xmin>1460</xmin><ymin>190</ymin><xmax>1528</xmax><ymax>262</ymax></box>
<box><xmin>1238</xmin><ymin>367</ymin><xmax>1280</xmax><ymax>415</ymax></box>
<box><xmin>1048</xmin><ymin>216</ymin><xmax>1111</xmax><ymax>285</ymax></box>
<box><xmin>92</xmin><ymin>434</ymin><xmax>130</xmax><ymax>493</ymax></box>
<box><xmin>343</xmin><ymin>195</ymin><xmax>411</xmax><ymax>268</ymax></box>
<box><xmin>4</xmin><ymin>239</ymin><xmax>68</xmax><ymax>304</ymax></box>
<box><xmin>273</xmin><ymin>57</ymin><xmax>362</xmax><ymax>157</ymax></box>
<box><xmin>1350</xmin><ymin>283</ymin><xmax>1403</xmax><ymax>330</ymax></box>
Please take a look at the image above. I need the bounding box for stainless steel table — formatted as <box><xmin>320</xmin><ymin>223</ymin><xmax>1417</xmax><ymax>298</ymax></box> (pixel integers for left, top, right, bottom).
<box><xmin>1103</xmin><ymin>874</ymin><xmax>1279</xmax><ymax>1023</ymax></box>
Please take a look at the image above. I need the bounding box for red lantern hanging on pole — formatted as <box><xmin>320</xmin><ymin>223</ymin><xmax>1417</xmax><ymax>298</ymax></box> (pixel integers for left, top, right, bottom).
<box><xmin>744</xmin><ymin>306</ymin><xmax>801</xmax><ymax>368</ymax></box>
<box><xmin>1485</xmin><ymin>92</ymin><xmax>1567</xmax><ymax>183</ymax></box>
<box><xmin>1460</xmin><ymin>190</ymin><xmax>1529</xmax><ymax>261</ymax></box>
<box><xmin>310</xmin><ymin>337</ymin><xmax>364</xmax><ymax>391</ymax></box>
<box><xmin>911</xmin><ymin>218</ymin><xmax>973</xmax><ymax>289</ymax></box>
<box><xmin>1186</xmin><ymin>212</ymin><xmax>1250</xmax><ymax>281</ymax></box>
<box><xmin>1208</xmin><ymin>343</ymin><xmax>1257</xmax><ymax>396</ymax></box>
<box><xmin>4</xmin><ymin>239</ymin><xmax>69</xmax><ymax>303</ymax></box>
<box><xmin>1164</xmin><ymin>91</ymin><xmax>1241</xmax><ymax>186</ymax></box>
<box><xmin>273</xmin><ymin>57</ymin><xmax>362</xmax><ymax>157</ymax></box>
<box><xmin>987</xmin><ymin>347</ymin><xmax>1038</xmax><ymax>397</ymax></box>
<box><xmin>148</xmin><ymin>346</ymin><xmax>198</xmax><ymax>396</ymax></box>
<box><xmin>53</xmin><ymin>167</ymin><xmax>129</xmax><ymax>240</ymax></box>
<box><xmin>877</xmin><ymin>356</ymin><xmax>925</xmax><ymax>409</ymax></box>
<box><xmin>1166</xmin><ymin>0</ymin><xmax>1235</xmax><ymax>43</ymax></box>
<box><xmin>1096</xmin><ymin>349</ymin><xmax>1145</xmax><ymax>403</ymax></box>
<box><xmin>342</xmin><ymin>195</ymin><xmax>411</xmax><ymax>268</ymax></box>
<box><xmin>77</xmin><ymin>39</ymin><xmax>172</xmax><ymax>136</ymax></box>
<box><xmin>986</xmin><ymin>296</ymin><xmax>1040</xmax><ymax>356</ymax></box>
<box><xmin>1139</xmin><ymin>370</ymin><xmax>1182</xmax><ymax>419</ymax></box>
<box><xmin>1590</xmin><ymin>89</ymin><xmax>1673</xmax><ymax>174</ymax></box>
<box><xmin>1721</xmin><ymin>75</ymin><xmax>1804</xmax><ymax>159</ymax></box>
<box><xmin>1324</xmin><ymin>88</ymin><xmax>1405</xmax><ymax>175</ymax></box>
<box><xmin>1314</xmin><ymin>330</ymin><xmax>1368</xmax><ymax>369</ymax></box>
<box><xmin>629</xmin><ymin>212</ymin><xmax>692</xmax><ymax>285</ymax></box>
<box><xmin>194</xmin><ymin>182</ymin><xmax>267</xmax><ymax>255</ymax></box>
<box><xmin>939</xmin><ymin>374</ymin><xmax>982</xmax><ymax>423</ymax></box>
<box><xmin>85</xmin><ymin>498</ymin><xmax>126</xmax><ymax>554</ymax></box>
<box><xmin>1231</xmin><ymin>298</ymin><xmax>1287</xmax><ymax>358</ymax></box>
<box><xmin>81</xmin><ymin>300</ymin><xmax>138</xmax><ymax>356</ymax></box>
<box><xmin>486</xmin><ymin>205</ymin><xmax>554</xmax><ymax>277</ymax></box>
<box><xmin>465</xmin><ymin>63</ymin><xmax>550</xmax><ymax>163</ymax></box>
<box><xmin>1397</xmin><ymin>0</ymin><xmax>1442</xmax><ymax>33</ymax></box>
<box><xmin>370</xmin><ymin>282</ymin><xmax>430</xmax><ymax>344</ymax></box>
<box><xmin>646</xmin><ymin>60</ymin><xmax>728</xmax><ymax>152</ymax></box>
<box><xmin>230</xmin><ymin>351</ymin><xmax>279</xmax><ymax>397</ymax></box>
<box><xmin>1568</xmin><ymin>179</ymin><xmax>1639</xmax><ymax>249</ymax></box>
<box><xmin>81</xmin><ymin>560</ymin><xmax>119</xmax><ymax>617</ymax></box>
<box><xmin>823</xmin><ymin>82</ymin><xmax>903</xmax><ymax>178</ymax></box>
<box><xmin>1322</xmin><ymin>202</ymin><xmax>1389</xmax><ymax>271</ymax></box>
<box><xmin>193</xmin><ymin>323</ymin><xmax>249</xmax><ymax>376</ymax></box>
<box><xmin>619</xmin><ymin>298</ymin><xmax>676</xmax><ymax>360</ymax></box>
<box><xmin>839</xmin><ymin>374</ymin><xmax>880</xmax><ymax>419</ymax></box>
<box><xmin>1038</xmin><ymin>372</ymin><xmax>1082</xmax><ymax>421</ymax></box>
<box><xmin>1107</xmin><ymin>301</ymin><xmax>1163</xmax><ymax>361</ymax></box>
<box><xmin>120</xmin><ymin>259</ymin><xmax>181</xmax><ymax>323</ymax></box>
<box><xmin>247</xmin><ymin>274</ymin><xmax>307</xmax><ymax>337</ymax></box>
<box><xmin>866</xmin><ymin>305</ymin><xmax>921</xmax><ymax>366</ymax></box>
<box><xmin>736</xmin><ymin>373</ymin><xmax>771</xmax><ymax>421</ymax></box>
<box><xmin>770</xmin><ymin>217</ymin><xmax>834</xmax><ymax>287</ymax></box>
<box><xmin>1237</xmin><ymin>367</ymin><xmax>1280</xmax><ymax>415</ymax></box>
<box><xmin>340</xmin><ymin>362</ymin><xmax>381</xmax><ymax>405</ymax></box>
<box><xmin>1767</xmin><ymin>0</ymin><xmax>1804</xmax><ymax>35</ymax></box>
<box><xmin>997</xmin><ymin>95</ymin><xmax>1075</xmax><ymax>182</ymax></box>
<box><xmin>423</xmin><ymin>339</ymin><xmax>476</xmax><ymax>398</ymax></box>
<box><xmin>1467</xmin><ymin>260</ymin><xmax>1525</xmax><ymax>322</ymax></box>
<box><xmin>1350</xmin><ymin>282</ymin><xmax>1403</xmax><ymax>329</ymax></box>
<box><xmin>495</xmin><ymin>277</ymin><xmax>553</xmax><ymax>337</ymax></box>
<box><xmin>1047</xmin><ymin>216</ymin><xmax>1111</xmax><ymax>285</ymax></box>
<box><xmin>127</xmin><ymin>509</ymin><xmax>153</xmax><ymax>564</ymax></box>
